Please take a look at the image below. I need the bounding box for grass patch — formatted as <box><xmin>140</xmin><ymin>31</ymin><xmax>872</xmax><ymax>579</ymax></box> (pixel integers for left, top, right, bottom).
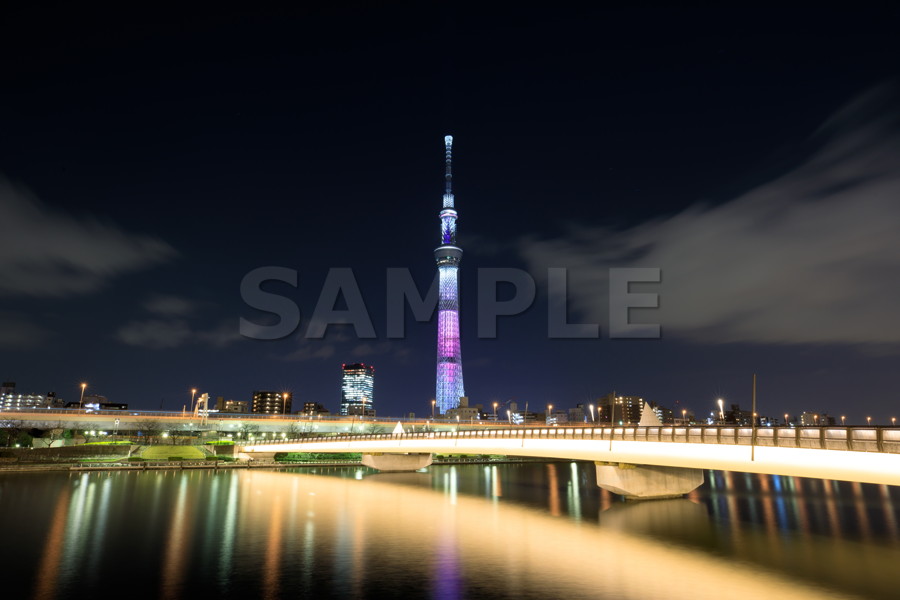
<box><xmin>141</xmin><ymin>446</ymin><xmax>207</xmax><ymax>460</ymax></box>
<box><xmin>82</xmin><ymin>441</ymin><xmax>133</xmax><ymax>446</ymax></box>
<box><xmin>277</xmin><ymin>452</ymin><xmax>362</xmax><ymax>462</ymax></box>
<box><xmin>205</xmin><ymin>440</ymin><xmax>234</xmax><ymax>446</ymax></box>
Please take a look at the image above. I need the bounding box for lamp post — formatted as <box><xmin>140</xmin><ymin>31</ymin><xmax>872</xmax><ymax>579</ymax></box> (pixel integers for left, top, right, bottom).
<box><xmin>506</xmin><ymin>409</ymin><xmax>511</xmax><ymax>424</ymax></box>
<box><xmin>547</xmin><ymin>404</ymin><xmax>553</xmax><ymax>424</ymax></box>
<box><xmin>841</xmin><ymin>415</ymin><xmax>846</xmax><ymax>426</ymax></box>
<box><xmin>493</xmin><ymin>402</ymin><xmax>498</xmax><ymax>420</ymax></box>
<box><xmin>892</xmin><ymin>417</ymin><xmax>896</xmax><ymax>427</ymax></box>
<box><xmin>283</xmin><ymin>392</ymin><xmax>289</xmax><ymax>416</ymax></box>
<box><xmin>867</xmin><ymin>416</ymin><xmax>872</xmax><ymax>426</ymax></box>
<box><xmin>717</xmin><ymin>398</ymin><xmax>724</xmax><ymax>424</ymax></box>
<box><xmin>431</xmin><ymin>399</ymin><xmax>436</xmax><ymax>420</ymax></box>
<box><xmin>79</xmin><ymin>383</ymin><xmax>87</xmax><ymax>409</ymax></box>
<box><xmin>814</xmin><ymin>414</ymin><xmax>818</xmax><ymax>426</ymax></box>
<box><xmin>609</xmin><ymin>395</ymin><xmax>616</xmax><ymax>451</ymax></box>
<box><xmin>682</xmin><ymin>409</ymin><xmax>687</xmax><ymax>425</ymax></box>
<box><xmin>589</xmin><ymin>404</ymin><xmax>595</xmax><ymax>423</ymax></box>
<box><xmin>190</xmin><ymin>388</ymin><xmax>197</xmax><ymax>415</ymax></box>
<box><xmin>784</xmin><ymin>413</ymin><xmax>789</xmax><ymax>426</ymax></box>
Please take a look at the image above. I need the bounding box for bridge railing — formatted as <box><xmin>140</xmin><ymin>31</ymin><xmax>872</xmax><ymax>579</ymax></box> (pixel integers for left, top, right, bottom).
<box><xmin>242</xmin><ymin>425</ymin><xmax>900</xmax><ymax>454</ymax></box>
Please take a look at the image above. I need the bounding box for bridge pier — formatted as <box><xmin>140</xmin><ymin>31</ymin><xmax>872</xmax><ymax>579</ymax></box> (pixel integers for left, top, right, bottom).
<box><xmin>595</xmin><ymin>462</ymin><xmax>704</xmax><ymax>500</ymax></box>
<box><xmin>362</xmin><ymin>453</ymin><xmax>433</xmax><ymax>472</ymax></box>
<box><xmin>237</xmin><ymin>451</ymin><xmax>277</xmax><ymax>461</ymax></box>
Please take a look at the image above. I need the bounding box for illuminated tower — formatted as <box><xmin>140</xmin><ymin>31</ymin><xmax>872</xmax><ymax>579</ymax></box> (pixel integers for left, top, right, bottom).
<box><xmin>435</xmin><ymin>135</ymin><xmax>465</xmax><ymax>415</ymax></box>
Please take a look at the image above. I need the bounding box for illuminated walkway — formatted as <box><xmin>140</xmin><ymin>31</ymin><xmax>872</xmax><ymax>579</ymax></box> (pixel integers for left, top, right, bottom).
<box><xmin>241</xmin><ymin>425</ymin><xmax>900</xmax><ymax>487</ymax></box>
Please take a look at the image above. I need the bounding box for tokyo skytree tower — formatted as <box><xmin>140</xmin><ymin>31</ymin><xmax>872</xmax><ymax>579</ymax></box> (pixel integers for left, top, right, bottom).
<box><xmin>434</xmin><ymin>135</ymin><xmax>465</xmax><ymax>415</ymax></box>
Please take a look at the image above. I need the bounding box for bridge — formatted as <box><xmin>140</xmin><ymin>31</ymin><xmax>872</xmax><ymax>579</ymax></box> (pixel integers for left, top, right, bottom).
<box><xmin>240</xmin><ymin>424</ymin><xmax>900</xmax><ymax>499</ymax></box>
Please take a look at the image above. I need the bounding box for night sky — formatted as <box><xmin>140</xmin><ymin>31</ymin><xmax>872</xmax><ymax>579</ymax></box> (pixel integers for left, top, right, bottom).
<box><xmin>2</xmin><ymin>4</ymin><xmax>900</xmax><ymax>423</ymax></box>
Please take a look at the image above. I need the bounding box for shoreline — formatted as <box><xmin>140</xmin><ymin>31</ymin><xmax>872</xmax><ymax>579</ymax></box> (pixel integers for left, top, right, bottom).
<box><xmin>0</xmin><ymin>456</ymin><xmax>558</xmax><ymax>473</ymax></box>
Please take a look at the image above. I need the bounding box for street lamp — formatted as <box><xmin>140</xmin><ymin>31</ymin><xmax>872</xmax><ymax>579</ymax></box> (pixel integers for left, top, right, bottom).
<box><xmin>506</xmin><ymin>409</ymin><xmax>511</xmax><ymax>424</ymax></box>
<box><xmin>190</xmin><ymin>388</ymin><xmax>197</xmax><ymax>415</ymax></box>
<box><xmin>493</xmin><ymin>402</ymin><xmax>498</xmax><ymax>420</ymax></box>
<box><xmin>717</xmin><ymin>398</ymin><xmax>724</xmax><ymax>423</ymax></box>
<box><xmin>867</xmin><ymin>416</ymin><xmax>872</xmax><ymax>426</ymax></box>
<box><xmin>283</xmin><ymin>392</ymin><xmax>289</xmax><ymax>415</ymax></box>
<box><xmin>589</xmin><ymin>404</ymin><xmax>595</xmax><ymax>423</ymax></box>
<box><xmin>841</xmin><ymin>415</ymin><xmax>846</xmax><ymax>426</ymax></box>
<box><xmin>431</xmin><ymin>399</ymin><xmax>436</xmax><ymax>420</ymax></box>
<box><xmin>547</xmin><ymin>404</ymin><xmax>553</xmax><ymax>424</ymax></box>
<box><xmin>893</xmin><ymin>417</ymin><xmax>897</xmax><ymax>427</ymax></box>
<box><xmin>79</xmin><ymin>383</ymin><xmax>87</xmax><ymax>409</ymax></box>
<box><xmin>682</xmin><ymin>409</ymin><xmax>687</xmax><ymax>425</ymax></box>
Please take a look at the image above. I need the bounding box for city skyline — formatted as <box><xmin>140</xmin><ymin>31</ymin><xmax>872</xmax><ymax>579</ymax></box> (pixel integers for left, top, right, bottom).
<box><xmin>2</xmin><ymin>6</ymin><xmax>900</xmax><ymax>422</ymax></box>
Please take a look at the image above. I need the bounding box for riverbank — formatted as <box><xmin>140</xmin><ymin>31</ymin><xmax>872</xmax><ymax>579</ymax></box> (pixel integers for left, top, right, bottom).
<box><xmin>0</xmin><ymin>455</ymin><xmax>556</xmax><ymax>473</ymax></box>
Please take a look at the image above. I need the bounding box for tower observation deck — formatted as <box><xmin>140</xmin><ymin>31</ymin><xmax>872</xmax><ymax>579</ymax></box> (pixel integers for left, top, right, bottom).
<box><xmin>435</xmin><ymin>135</ymin><xmax>465</xmax><ymax>415</ymax></box>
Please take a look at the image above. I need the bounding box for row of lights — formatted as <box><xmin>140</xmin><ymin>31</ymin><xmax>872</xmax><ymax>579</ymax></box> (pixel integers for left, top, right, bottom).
<box><xmin>74</xmin><ymin>382</ymin><xmax>897</xmax><ymax>427</ymax></box>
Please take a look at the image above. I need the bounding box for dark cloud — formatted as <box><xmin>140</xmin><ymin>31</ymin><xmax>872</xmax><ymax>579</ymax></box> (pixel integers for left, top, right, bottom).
<box><xmin>116</xmin><ymin>317</ymin><xmax>241</xmax><ymax>349</ymax></box>
<box><xmin>0</xmin><ymin>311</ymin><xmax>49</xmax><ymax>348</ymax></box>
<box><xmin>520</xmin><ymin>85</ymin><xmax>900</xmax><ymax>347</ymax></box>
<box><xmin>116</xmin><ymin>319</ymin><xmax>192</xmax><ymax>349</ymax></box>
<box><xmin>0</xmin><ymin>178</ymin><xmax>176</xmax><ymax>297</ymax></box>
<box><xmin>143</xmin><ymin>295</ymin><xmax>196</xmax><ymax>316</ymax></box>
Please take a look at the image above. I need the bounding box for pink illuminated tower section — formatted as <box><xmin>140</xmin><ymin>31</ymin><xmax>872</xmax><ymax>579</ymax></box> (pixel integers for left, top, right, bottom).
<box><xmin>434</xmin><ymin>135</ymin><xmax>465</xmax><ymax>415</ymax></box>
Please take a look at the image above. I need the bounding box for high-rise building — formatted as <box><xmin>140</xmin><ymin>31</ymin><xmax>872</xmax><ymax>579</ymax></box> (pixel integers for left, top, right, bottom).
<box><xmin>341</xmin><ymin>363</ymin><xmax>374</xmax><ymax>416</ymax></box>
<box><xmin>598</xmin><ymin>393</ymin><xmax>645</xmax><ymax>425</ymax></box>
<box><xmin>435</xmin><ymin>135</ymin><xmax>466</xmax><ymax>415</ymax></box>
<box><xmin>251</xmin><ymin>391</ymin><xmax>292</xmax><ymax>415</ymax></box>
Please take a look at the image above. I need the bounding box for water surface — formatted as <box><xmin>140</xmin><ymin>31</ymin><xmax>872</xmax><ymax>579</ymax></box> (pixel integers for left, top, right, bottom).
<box><xmin>2</xmin><ymin>463</ymin><xmax>899</xmax><ymax>599</ymax></box>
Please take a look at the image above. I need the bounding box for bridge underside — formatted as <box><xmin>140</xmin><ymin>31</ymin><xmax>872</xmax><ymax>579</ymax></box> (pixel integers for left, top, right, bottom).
<box><xmin>595</xmin><ymin>462</ymin><xmax>704</xmax><ymax>499</ymax></box>
<box><xmin>361</xmin><ymin>453</ymin><xmax>433</xmax><ymax>472</ymax></box>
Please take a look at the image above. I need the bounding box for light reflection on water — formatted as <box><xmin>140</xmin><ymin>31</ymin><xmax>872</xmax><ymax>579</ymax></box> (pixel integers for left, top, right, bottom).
<box><xmin>1</xmin><ymin>464</ymin><xmax>899</xmax><ymax>599</ymax></box>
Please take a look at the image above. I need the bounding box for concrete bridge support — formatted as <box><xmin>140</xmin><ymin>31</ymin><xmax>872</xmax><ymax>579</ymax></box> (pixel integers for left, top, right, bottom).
<box><xmin>362</xmin><ymin>453</ymin><xmax>433</xmax><ymax>472</ymax></box>
<box><xmin>237</xmin><ymin>451</ymin><xmax>278</xmax><ymax>461</ymax></box>
<box><xmin>595</xmin><ymin>462</ymin><xmax>704</xmax><ymax>500</ymax></box>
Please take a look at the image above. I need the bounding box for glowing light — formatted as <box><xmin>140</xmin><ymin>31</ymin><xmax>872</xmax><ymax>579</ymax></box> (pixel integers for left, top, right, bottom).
<box><xmin>436</xmin><ymin>264</ymin><xmax>464</xmax><ymax>414</ymax></box>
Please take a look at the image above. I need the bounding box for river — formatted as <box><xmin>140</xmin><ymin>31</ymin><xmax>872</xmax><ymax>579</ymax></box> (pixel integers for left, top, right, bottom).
<box><xmin>2</xmin><ymin>463</ymin><xmax>899</xmax><ymax>599</ymax></box>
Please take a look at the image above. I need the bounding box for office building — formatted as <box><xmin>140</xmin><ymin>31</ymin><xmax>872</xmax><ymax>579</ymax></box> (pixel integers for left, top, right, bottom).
<box><xmin>341</xmin><ymin>363</ymin><xmax>374</xmax><ymax>416</ymax></box>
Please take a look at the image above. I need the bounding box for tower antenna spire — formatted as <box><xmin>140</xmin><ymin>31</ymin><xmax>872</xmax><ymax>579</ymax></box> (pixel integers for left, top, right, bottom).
<box><xmin>444</xmin><ymin>135</ymin><xmax>454</xmax><ymax>207</ymax></box>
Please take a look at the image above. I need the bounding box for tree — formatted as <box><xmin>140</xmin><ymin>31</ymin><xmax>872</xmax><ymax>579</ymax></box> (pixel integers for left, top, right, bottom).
<box><xmin>135</xmin><ymin>420</ymin><xmax>163</xmax><ymax>443</ymax></box>
<box><xmin>364</xmin><ymin>423</ymin><xmax>384</xmax><ymax>435</ymax></box>
<box><xmin>0</xmin><ymin>420</ymin><xmax>22</xmax><ymax>447</ymax></box>
<box><xmin>288</xmin><ymin>422</ymin><xmax>314</xmax><ymax>438</ymax></box>
<box><xmin>15</xmin><ymin>430</ymin><xmax>33</xmax><ymax>448</ymax></box>
<box><xmin>237</xmin><ymin>423</ymin><xmax>259</xmax><ymax>440</ymax></box>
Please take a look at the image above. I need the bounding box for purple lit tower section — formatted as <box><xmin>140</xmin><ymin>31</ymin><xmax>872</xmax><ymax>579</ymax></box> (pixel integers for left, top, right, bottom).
<box><xmin>434</xmin><ymin>135</ymin><xmax>465</xmax><ymax>416</ymax></box>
